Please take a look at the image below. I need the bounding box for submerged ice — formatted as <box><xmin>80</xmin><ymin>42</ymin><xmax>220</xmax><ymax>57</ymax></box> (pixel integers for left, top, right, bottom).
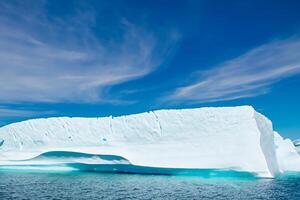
<box><xmin>0</xmin><ymin>106</ymin><xmax>299</xmax><ymax>178</ymax></box>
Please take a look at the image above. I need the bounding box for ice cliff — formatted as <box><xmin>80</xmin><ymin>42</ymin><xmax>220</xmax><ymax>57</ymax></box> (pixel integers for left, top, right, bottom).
<box><xmin>0</xmin><ymin>106</ymin><xmax>299</xmax><ymax>178</ymax></box>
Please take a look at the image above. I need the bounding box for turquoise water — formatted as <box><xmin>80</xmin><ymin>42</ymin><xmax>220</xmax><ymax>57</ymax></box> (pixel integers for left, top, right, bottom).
<box><xmin>1</xmin><ymin>150</ymin><xmax>299</xmax><ymax>199</ymax></box>
<box><xmin>1</xmin><ymin>150</ymin><xmax>259</xmax><ymax>178</ymax></box>
<box><xmin>0</xmin><ymin>171</ymin><xmax>300</xmax><ymax>199</ymax></box>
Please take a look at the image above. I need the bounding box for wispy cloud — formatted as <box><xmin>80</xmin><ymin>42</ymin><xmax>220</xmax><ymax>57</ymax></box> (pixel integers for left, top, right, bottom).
<box><xmin>166</xmin><ymin>37</ymin><xmax>300</xmax><ymax>103</ymax></box>
<box><xmin>0</xmin><ymin>1</ymin><xmax>179</xmax><ymax>104</ymax></box>
<box><xmin>0</xmin><ymin>105</ymin><xmax>56</xmax><ymax>126</ymax></box>
<box><xmin>0</xmin><ymin>106</ymin><xmax>55</xmax><ymax>118</ymax></box>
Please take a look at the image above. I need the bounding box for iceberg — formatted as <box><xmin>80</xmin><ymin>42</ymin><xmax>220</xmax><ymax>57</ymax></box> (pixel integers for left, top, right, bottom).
<box><xmin>274</xmin><ymin>133</ymin><xmax>300</xmax><ymax>172</ymax></box>
<box><xmin>0</xmin><ymin>106</ymin><xmax>299</xmax><ymax>178</ymax></box>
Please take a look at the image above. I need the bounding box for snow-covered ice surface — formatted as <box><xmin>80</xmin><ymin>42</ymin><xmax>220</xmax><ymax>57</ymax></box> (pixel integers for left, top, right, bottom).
<box><xmin>0</xmin><ymin>106</ymin><xmax>299</xmax><ymax>178</ymax></box>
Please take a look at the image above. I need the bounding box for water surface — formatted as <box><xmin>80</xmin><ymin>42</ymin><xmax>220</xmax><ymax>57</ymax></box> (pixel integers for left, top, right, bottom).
<box><xmin>1</xmin><ymin>171</ymin><xmax>300</xmax><ymax>200</ymax></box>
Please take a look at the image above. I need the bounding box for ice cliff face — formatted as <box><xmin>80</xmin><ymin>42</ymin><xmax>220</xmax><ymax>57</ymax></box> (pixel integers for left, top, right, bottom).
<box><xmin>0</xmin><ymin>106</ymin><xmax>299</xmax><ymax>177</ymax></box>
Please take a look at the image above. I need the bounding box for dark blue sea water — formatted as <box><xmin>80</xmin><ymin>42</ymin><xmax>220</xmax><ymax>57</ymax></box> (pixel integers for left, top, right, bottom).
<box><xmin>0</xmin><ymin>171</ymin><xmax>300</xmax><ymax>200</ymax></box>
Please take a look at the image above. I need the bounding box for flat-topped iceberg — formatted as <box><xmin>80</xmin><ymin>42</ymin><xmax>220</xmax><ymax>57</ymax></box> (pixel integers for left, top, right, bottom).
<box><xmin>0</xmin><ymin>106</ymin><xmax>299</xmax><ymax>178</ymax></box>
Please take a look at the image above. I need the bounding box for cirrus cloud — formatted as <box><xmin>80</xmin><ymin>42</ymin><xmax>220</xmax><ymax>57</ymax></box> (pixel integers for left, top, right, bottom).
<box><xmin>166</xmin><ymin>37</ymin><xmax>300</xmax><ymax>103</ymax></box>
<box><xmin>0</xmin><ymin>0</ymin><xmax>179</xmax><ymax>104</ymax></box>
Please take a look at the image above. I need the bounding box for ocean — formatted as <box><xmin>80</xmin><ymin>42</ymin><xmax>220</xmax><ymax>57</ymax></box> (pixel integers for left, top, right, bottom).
<box><xmin>0</xmin><ymin>171</ymin><xmax>299</xmax><ymax>200</ymax></box>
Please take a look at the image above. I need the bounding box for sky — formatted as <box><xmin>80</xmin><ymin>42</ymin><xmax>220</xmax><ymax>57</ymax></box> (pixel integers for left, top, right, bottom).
<box><xmin>0</xmin><ymin>0</ymin><xmax>300</xmax><ymax>139</ymax></box>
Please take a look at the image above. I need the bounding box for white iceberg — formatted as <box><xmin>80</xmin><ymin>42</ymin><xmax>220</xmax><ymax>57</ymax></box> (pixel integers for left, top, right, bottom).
<box><xmin>0</xmin><ymin>106</ymin><xmax>299</xmax><ymax>178</ymax></box>
<box><xmin>274</xmin><ymin>133</ymin><xmax>300</xmax><ymax>172</ymax></box>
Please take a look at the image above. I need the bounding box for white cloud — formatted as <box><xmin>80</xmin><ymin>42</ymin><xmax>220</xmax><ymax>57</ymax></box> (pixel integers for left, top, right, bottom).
<box><xmin>0</xmin><ymin>106</ymin><xmax>56</xmax><ymax>126</ymax></box>
<box><xmin>0</xmin><ymin>1</ymin><xmax>179</xmax><ymax>103</ymax></box>
<box><xmin>0</xmin><ymin>107</ymin><xmax>55</xmax><ymax>118</ymax></box>
<box><xmin>167</xmin><ymin>37</ymin><xmax>300</xmax><ymax>103</ymax></box>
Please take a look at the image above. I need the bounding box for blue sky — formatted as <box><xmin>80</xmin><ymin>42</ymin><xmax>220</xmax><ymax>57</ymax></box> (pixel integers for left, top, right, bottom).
<box><xmin>0</xmin><ymin>0</ymin><xmax>300</xmax><ymax>139</ymax></box>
